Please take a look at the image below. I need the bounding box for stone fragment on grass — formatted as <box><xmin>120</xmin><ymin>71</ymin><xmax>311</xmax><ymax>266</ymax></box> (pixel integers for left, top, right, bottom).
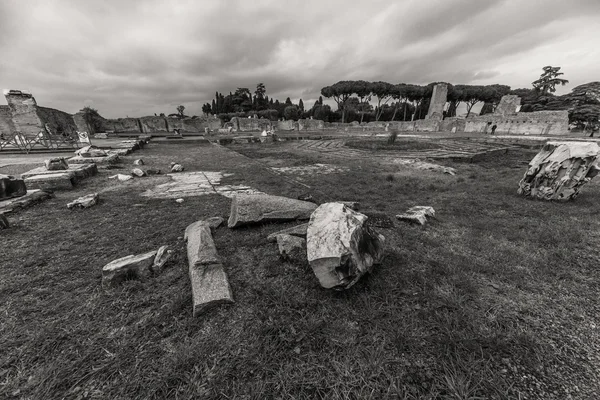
<box><xmin>44</xmin><ymin>157</ymin><xmax>69</xmax><ymax>171</ymax></box>
<box><xmin>266</xmin><ymin>223</ymin><xmax>308</xmax><ymax>243</ymax></box>
<box><xmin>109</xmin><ymin>174</ymin><xmax>133</xmax><ymax>182</ymax></box>
<box><xmin>67</xmin><ymin>193</ymin><xmax>99</xmax><ymax>209</ymax></box>
<box><xmin>0</xmin><ymin>174</ymin><xmax>27</xmax><ymax>200</ymax></box>
<box><xmin>396</xmin><ymin>206</ymin><xmax>435</xmax><ymax>225</ymax></box>
<box><xmin>132</xmin><ymin>168</ymin><xmax>146</xmax><ymax>177</ymax></box>
<box><xmin>0</xmin><ymin>213</ymin><xmax>9</xmax><ymax>229</ymax></box>
<box><xmin>175</xmin><ymin>198</ymin><xmax>184</xmax><ymax>203</ymax></box>
<box><xmin>170</xmin><ymin>162</ymin><xmax>184</xmax><ymax>173</ymax></box>
<box><xmin>228</xmin><ymin>194</ymin><xmax>317</xmax><ymax>228</ymax></box>
<box><xmin>518</xmin><ymin>141</ymin><xmax>600</xmax><ymax>201</ymax></box>
<box><xmin>306</xmin><ymin>202</ymin><xmax>385</xmax><ymax>289</ymax></box>
<box><xmin>0</xmin><ymin>190</ymin><xmax>53</xmax><ymax>214</ymax></box>
<box><xmin>133</xmin><ymin>159</ymin><xmax>144</xmax><ymax>166</ymax></box>
<box><xmin>102</xmin><ymin>250</ymin><xmax>158</xmax><ymax>287</ymax></box>
<box><xmin>152</xmin><ymin>245</ymin><xmax>171</xmax><ymax>273</ymax></box>
<box><xmin>145</xmin><ymin>168</ymin><xmax>161</xmax><ymax>175</ymax></box>
<box><xmin>276</xmin><ymin>234</ymin><xmax>306</xmax><ymax>263</ymax></box>
<box><xmin>185</xmin><ymin>220</ymin><xmax>234</xmax><ymax>316</ymax></box>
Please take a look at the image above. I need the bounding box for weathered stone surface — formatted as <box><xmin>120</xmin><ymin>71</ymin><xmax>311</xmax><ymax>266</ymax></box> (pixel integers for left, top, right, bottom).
<box><xmin>306</xmin><ymin>203</ymin><xmax>386</xmax><ymax>289</ymax></box>
<box><xmin>75</xmin><ymin>145</ymin><xmax>107</xmax><ymax>158</ymax></box>
<box><xmin>0</xmin><ymin>190</ymin><xmax>53</xmax><ymax>214</ymax></box>
<box><xmin>24</xmin><ymin>173</ymin><xmax>74</xmax><ymax>190</ymax></box>
<box><xmin>152</xmin><ymin>245</ymin><xmax>171</xmax><ymax>273</ymax></box>
<box><xmin>276</xmin><ymin>234</ymin><xmax>306</xmax><ymax>263</ymax></box>
<box><xmin>185</xmin><ymin>220</ymin><xmax>234</xmax><ymax>316</ymax></box>
<box><xmin>518</xmin><ymin>141</ymin><xmax>600</xmax><ymax>201</ymax></box>
<box><xmin>21</xmin><ymin>163</ymin><xmax>97</xmax><ymax>182</ymax></box>
<box><xmin>426</xmin><ymin>83</ymin><xmax>448</xmax><ymax>120</ymax></box>
<box><xmin>170</xmin><ymin>163</ymin><xmax>184</xmax><ymax>172</ymax></box>
<box><xmin>495</xmin><ymin>95</ymin><xmax>521</xmax><ymax>116</ymax></box>
<box><xmin>228</xmin><ymin>194</ymin><xmax>317</xmax><ymax>228</ymax></box>
<box><xmin>102</xmin><ymin>250</ymin><xmax>157</xmax><ymax>288</ymax></box>
<box><xmin>396</xmin><ymin>206</ymin><xmax>435</xmax><ymax>225</ymax></box>
<box><xmin>132</xmin><ymin>168</ymin><xmax>146</xmax><ymax>177</ymax></box>
<box><xmin>0</xmin><ymin>174</ymin><xmax>27</xmax><ymax>200</ymax></box>
<box><xmin>67</xmin><ymin>193</ymin><xmax>99</xmax><ymax>209</ymax></box>
<box><xmin>44</xmin><ymin>157</ymin><xmax>69</xmax><ymax>171</ymax></box>
<box><xmin>69</xmin><ymin>154</ymin><xmax>119</xmax><ymax>165</ymax></box>
<box><xmin>0</xmin><ymin>213</ymin><xmax>9</xmax><ymax>229</ymax></box>
<box><xmin>133</xmin><ymin>159</ymin><xmax>144</xmax><ymax>165</ymax></box>
<box><xmin>266</xmin><ymin>223</ymin><xmax>308</xmax><ymax>242</ymax></box>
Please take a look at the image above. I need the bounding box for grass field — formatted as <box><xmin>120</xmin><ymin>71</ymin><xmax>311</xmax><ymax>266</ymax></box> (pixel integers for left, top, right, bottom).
<box><xmin>2</xmin><ymin>139</ymin><xmax>600</xmax><ymax>399</ymax></box>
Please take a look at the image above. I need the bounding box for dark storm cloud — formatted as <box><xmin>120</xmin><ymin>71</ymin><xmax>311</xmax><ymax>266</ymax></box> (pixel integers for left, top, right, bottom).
<box><xmin>0</xmin><ymin>0</ymin><xmax>599</xmax><ymax>117</ymax></box>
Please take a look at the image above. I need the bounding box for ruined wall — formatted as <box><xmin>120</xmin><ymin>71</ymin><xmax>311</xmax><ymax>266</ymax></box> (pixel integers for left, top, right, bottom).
<box><xmin>37</xmin><ymin>107</ymin><xmax>78</xmax><ymax>136</ymax></box>
<box><xmin>140</xmin><ymin>116</ymin><xmax>169</xmax><ymax>133</ymax></box>
<box><xmin>230</xmin><ymin>117</ymin><xmax>273</xmax><ymax>132</ymax></box>
<box><xmin>103</xmin><ymin>118</ymin><xmax>142</xmax><ymax>133</ymax></box>
<box><xmin>0</xmin><ymin>105</ymin><xmax>15</xmax><ymax>136</ymax></box>
<box><xmin>276</xmin><ymin>120</ymin><xmax>296</xmax><ymax>131</ymax></box>
<box><xmin>439</xmin><ymin>117</ymin><xmax>466</xmax><ymax>132</ymax></box>
<box><xmin>414</xmin><ymin>119</ymin><xmax>440</xmax><ymax>132</ymax></box>
<box><xmin>298</xmin><ymin>119</ymin><xmax>324</xmax><ymax>130</ymax></box>
<box><xmin>464</xmin><ymin>110</ymin><xmax>569</xmax><ymax>135</ymax></box>
<box><xmin>3</xmin><ymin>90</ymin><xmax>45</xmax><ymax>137</ymax></box>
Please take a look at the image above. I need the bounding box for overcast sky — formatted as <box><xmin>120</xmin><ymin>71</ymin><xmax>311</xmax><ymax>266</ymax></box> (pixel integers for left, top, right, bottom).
<box><xmin>1</xmin><ymin>0</ymin><xmax>599</xmax><ymax>118</ymax></box>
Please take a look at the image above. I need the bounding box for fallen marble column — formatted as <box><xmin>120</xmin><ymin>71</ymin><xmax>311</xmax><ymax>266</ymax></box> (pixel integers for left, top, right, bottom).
<box><xmin>185</xmin><ymin>220</ymin><xmax>234</xmax><ymax>316</ymax></box>
<box><xmin>306</xmin><ymin>202</ymin><xmax>386</xmax><ymax>289</ymax></box>
<box><xmin>518</xmin><ymin>141</ymin><xmax>600</xmax><ymax>201</ymax></box>
<box><xmin>228</xmin><ymin>193</ymin><xmax>317</xmax><ymax>228</ymax></box>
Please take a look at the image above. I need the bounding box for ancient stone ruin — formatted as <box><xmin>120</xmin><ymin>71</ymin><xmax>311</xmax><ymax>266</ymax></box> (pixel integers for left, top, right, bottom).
<box><xmin>426</xmin><ymin>83</ymin><xmax>448</xmax><ymax>120</ymax></box>
<box><xmin>518</xmin><ymin>141</ymin><xmax>600</xmax><ymax>201</ymax></box>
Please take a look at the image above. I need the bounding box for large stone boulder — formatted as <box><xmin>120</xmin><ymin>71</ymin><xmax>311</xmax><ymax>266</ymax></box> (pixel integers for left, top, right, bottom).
<box><xmin>228</xmin><ymin>194</ymin><xmax>317</xmax><ymax>228</ymax></box>
<box><xmin>518</xmin><ymin>141</ymin><xmax>600</xmax><ymax>201</ymax></box>
<box><xmin>306</xmin><ymin>203</ymin><xmax>386</xmax><ymax>289</ymax></box>
<box><xmin>0</xmin><ymin>175</ymin><xmax>27</xmax><ymax>200</ymax></box>
<box><xmin>185</xmin><ymin>220</ymin><xmax>234</xmax><ymax>316</ymax></box>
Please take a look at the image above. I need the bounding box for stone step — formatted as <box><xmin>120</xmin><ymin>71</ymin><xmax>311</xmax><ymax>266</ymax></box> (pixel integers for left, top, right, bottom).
<box><xmin>24</xmin><ymin>172</ymin><xmax>75</xmax><ymax>190</ymax></box>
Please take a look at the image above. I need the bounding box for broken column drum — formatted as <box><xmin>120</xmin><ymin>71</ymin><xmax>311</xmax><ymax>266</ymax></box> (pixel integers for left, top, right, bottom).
<box><xmin>518</xmin><ymin>141</ymin><xmax>600</xmax><ymax>201</ymax></box>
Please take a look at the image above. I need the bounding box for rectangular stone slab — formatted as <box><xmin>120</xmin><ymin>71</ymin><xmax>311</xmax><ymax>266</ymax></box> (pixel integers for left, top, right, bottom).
<box><xmin>24</xmin><ymin>173</ymin><xmax>74</xmax><ymax>190</ymax></box>
<box><xmin>68</xmin><ymin>153</ymin><xmax>119</xmax><ymax>165</ymax></box>
<box><xmin>102</xmin><ymin>250</ymin><xmax>157</xmax><ymax>288</ymax></box>
<box><xmin>21</xmin><ymin>163</ymin><xmax>97</xmax><ymax>181</ymax></box>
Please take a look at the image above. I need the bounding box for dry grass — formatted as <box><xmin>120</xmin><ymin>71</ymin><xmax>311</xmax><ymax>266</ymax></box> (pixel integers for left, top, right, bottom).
<box><xmin>2</xmin><ymin>140</ymin><xmax>600</xmax><ymax>399</ymax></box>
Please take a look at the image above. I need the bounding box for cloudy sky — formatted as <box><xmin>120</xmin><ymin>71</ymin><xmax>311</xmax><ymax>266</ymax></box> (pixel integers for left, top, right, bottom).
<box><xmin>0</xmin><ymin>0</ymin><xmax>599</xmax><ymax>118</ymax></box>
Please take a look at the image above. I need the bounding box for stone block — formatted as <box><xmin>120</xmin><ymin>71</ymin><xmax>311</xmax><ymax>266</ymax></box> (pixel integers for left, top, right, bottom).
<box><xmin>67</xmin><ymin>193</ymin><xmax>99</xmax><ymax>209</ymax></box>
<box><xmin>102</xmin><ymin>250</ymin><xmax>158</xmax><ymax>287</ymax></box>
<box><xmin>68</xmin><ymin>153</ymin><xmax>119</xmax><ymax>165</ymax></box>
<box><xmin>307</xmin><ymin>203</ymin><xmax>386</xmax><ymax>289</ymax></box>
<box><xmin>24</xmin><ymin>173</ymin><xmax>74</xmax><ymax>190</ymax></box>
<box><xmin>0</xmin><ymin>175</ymin><xmax>27</xmax><ymax>200</ymax></box>
<box><xmin>396</xmin><ymin>206</ymin><xmax>435</xmax><ymax>225</ymax></box>
<box><xmin>44</xmin><ymin>157</ymin><xmax>69</xmax><ymax>171</ymax></box>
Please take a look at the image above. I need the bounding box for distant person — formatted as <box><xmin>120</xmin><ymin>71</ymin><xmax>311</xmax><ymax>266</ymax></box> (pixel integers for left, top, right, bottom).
<box><xmin>491</xmin><ymin>124</ymin><xmax>497</xmax><ymax>135</ymax></box>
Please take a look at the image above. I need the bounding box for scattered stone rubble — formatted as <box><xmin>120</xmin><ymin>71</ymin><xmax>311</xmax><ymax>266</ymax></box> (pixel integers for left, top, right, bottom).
<box><xmin>134</xmin><ymin>159</ymin><xmax>144</xmax><ymax>166</ymax></box>
<box><xmin>110</xmin><ymin>174</ymin><xmax>133</xmax><ymax>182</ymax></box>
<box><xmin>306</xmin><ymin>202</ymin><xmax>386</xmax><ymax>289</ymax></box>
<box><xmin>131</xmin><ymin>168</ymin><xmax>146</xmax><ymax>177</ymax></box>
<box><xmin>170</xmin><ymin>162</ymin><xmax>185</xmax><ymax>173</ymax></box>
<box><xmin>228</xmin><ymin>193</ymin><xmax>317</xmax><ymax>228</ymax></box>
<box><xmin>67</xmin><ymin>193</ymin><xmax>99</xmax><ymax>209</ymax></box>
<box><xmin>185</xmin><ymin>219</ymin><xmax>234</xmax><ymax>316</ymax></box>
<box><xmin>396</xmin><ymin>206</ymin><xmax>435</xmax><ymax>225</ymax></box>
<box><xmin>518</xmin><ymin>141</ymin><xmax>600</xmax><ymax>201</ymax></box>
